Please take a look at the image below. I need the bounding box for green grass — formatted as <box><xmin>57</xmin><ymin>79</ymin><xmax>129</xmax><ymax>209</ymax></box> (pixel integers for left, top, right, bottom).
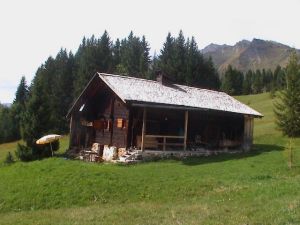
<box><xmin>0</xmin><ymin>136</ymin><xmax>69</xmax><ymax>163</ymax></box>
<box><xmin>0</xmin><ymin>93</ymin><xmax>300</xmax><ymax>224</ymax></box>
<box><xmin>0</xmin><ymin>141</ymin><xmax>22</xmax><ymax>162</ymax></box>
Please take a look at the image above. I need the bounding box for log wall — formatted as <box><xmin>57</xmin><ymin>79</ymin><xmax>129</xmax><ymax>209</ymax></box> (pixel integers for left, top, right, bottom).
<box><xmin>243</xmin><ymin>115</ymin><xmax>254</xmax><ymax>151</ymax></box>
<box><xmin>111</xmin><ymin>99</ymin><xmax>129</xmax><ymax>148</ymax></box>
<box><xmin>94</xmin><ymin>98</ymin><xmax>129</xmax><ymax>148</ymax></box>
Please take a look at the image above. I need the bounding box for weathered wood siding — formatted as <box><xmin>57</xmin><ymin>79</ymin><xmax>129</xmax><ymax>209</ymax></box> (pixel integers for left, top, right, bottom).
<box><xmin>94</xmin><ymin>98</ymin><xmax>129</xmax><ymax>148</ymax></box>
<box><xmin>94</xmin><ymin>96</ymin><xmax>113</xmax><ymax>146</ymax></box>
<box><xmin>111</xmin><ymin>99</ymin><xmax>129</xmax><ymax>148</ymax></box>
<box><xmin>243</xmin><ymin>115</ymin><xmax>254</xmax><ymax>151</ymax></box>
<box><xmin>69</xmin><ymin>113</ymin><xmax>81</xmax><ymax>148</ymax></box>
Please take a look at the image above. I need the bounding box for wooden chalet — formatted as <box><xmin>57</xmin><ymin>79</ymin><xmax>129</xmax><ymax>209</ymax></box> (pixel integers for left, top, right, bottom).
<box><xmin>67</xmin><ymin>72</ymin><xmax>262</xmax><ymax>157</ymax></box>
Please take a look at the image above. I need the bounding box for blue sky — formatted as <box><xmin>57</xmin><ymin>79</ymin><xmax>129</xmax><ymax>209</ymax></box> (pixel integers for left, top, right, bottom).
<box><xmin>1</xmin><ymin>0</ymin><xmax>300</xmax><ymax>103</ymax></box>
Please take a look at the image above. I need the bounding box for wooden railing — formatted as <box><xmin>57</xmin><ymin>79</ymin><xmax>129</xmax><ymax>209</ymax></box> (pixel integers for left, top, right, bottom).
<box><xmin>144</xmin><ymin>135</ymin><xmax>184</xmax><ymax>151</ymax></box>
<box><xmin>140</xmin><ymin>108</ymin><xmax>189</xmax><ymax>151</ymax></box>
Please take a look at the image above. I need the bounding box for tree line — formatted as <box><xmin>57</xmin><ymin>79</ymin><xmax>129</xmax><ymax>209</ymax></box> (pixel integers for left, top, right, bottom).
<box><xmin>0</xmin><ymin>30</ymin><xmax>297</xmax><ymax>160</ymax></box>
<box><xmin>0</xmin><ymin>30</ymin><xmax>220</xmax><ymax>159</ymax></box>
<box><xmin>221</xmin><ymin>65</ymin><xmax>286</xmax><ymax>96</ymax></box>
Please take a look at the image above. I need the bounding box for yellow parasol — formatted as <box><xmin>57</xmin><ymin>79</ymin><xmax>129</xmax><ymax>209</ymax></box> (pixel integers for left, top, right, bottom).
<box><xmin>36</xmin><ymin>134</ymin><xmax>62</xmax><ymax>156</ymax></box>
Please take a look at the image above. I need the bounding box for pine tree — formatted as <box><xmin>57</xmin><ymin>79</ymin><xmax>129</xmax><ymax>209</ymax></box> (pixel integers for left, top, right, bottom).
<box><xmin>139</xmin><ymin>35</ymin><xmax>150</xmax><ymax>76</ymax></box>
<box><xmin>0</xmin><ymin>106</ymin><xmax>19</xmax><ymax>143</ymax></box>
<box><xmin>96</xmin><ymin>30</ymin><xmax>113</xmax><ymax>72</ymax></box>
<box><xmin>186</xmin><ymin>37</ymin><xmax>200</xmax><ymax>85</ymax></box>
<box><xmin>14</xmin><ymin>76</ymin><xmax>29</xmax><ymax>105</ymax></box>
<box><xmin>11</xmin><ymin>76</ymin><xmax>29</xmax><ymax>140</ymax></box>
<box><xmin>243</xmin><ymin>70</ymin><xmax>253</xmax><ymax>94</ymax></box>
<box><xmin>113</xmin><ymin>38</ymin><xmax>121</xmax><ymax>70</ymax></box>
<box><xmin>22</xmin><ymin>59</ymin><xmax>54</xmax><ymax>147</ymax></box>
<box><xmin>221</xmin><ymin>65</ymin><xmax>243</xmax><ymax>95</ymax></box>
<box><xmin>158</xmin><ymin>32</ymin><xmax>220</xmax><ymax>89</ymax></box>
<box><xmin>274</xmin><ymin>51</ymin><xmax>300</xmax><ymax>137</ymax></box>
<box><xmin>273</xmin><ymin>65</ymin><xmax>286</xmax><ymax>91</ymax></box>
<box><xmin>117</xmin><ymin>31</ymin><xmax>150</xmax><ymax>77</ymax></box>
<box><xmin>148</xmin><ymin>51</ymin><xmax>160</xmax><ymax>80</ymax></box>
<box><xmin>159</xmin><ymin>32</ymin><xmax>176</xmax><ymax>77</ymax></box>
<box><xmin>200</xmin><ymin>56</ymin><xmax>220</xmax><ymax>90</ymax></box>
<box><xmin>0</xmin><ymin>76</ymin><xmax>29</xmax><ymax>144</ymax></box>
<box><xmin>73</xmin><ymin>32</ymin><xmax>113</xmax><ymax>98</ymax></box>
<box><xmin>252</xmin><ymin>70</ymin><xmax>263</xmax><ymax>94</ymax></box>
<box><xmin>50</xmin><ymin>49</ymin><xmax>74</xmax><ymax>133</ymax></box>
<box><xmin>173</xmin><ymin>30</ymin><xmax>187</xmax><ymax>83</ymax></box>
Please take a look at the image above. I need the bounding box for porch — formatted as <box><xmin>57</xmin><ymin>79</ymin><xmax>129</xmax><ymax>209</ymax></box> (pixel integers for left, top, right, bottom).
<box><xmin>129</xmin><ymin>106</ymin><xmax>252</xmax><ymax>152</ymax></box>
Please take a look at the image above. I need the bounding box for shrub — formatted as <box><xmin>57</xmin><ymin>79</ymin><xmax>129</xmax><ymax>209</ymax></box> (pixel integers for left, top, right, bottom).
<box><xmin>4</xmin><ymin>152</ymin><xmax>15</xmax><ymax>164</ymax></box>
<box><xmin>16</xmin><ymin>140</ymin><xmax>60</xmax><ymax>161</ymax></box>
<box><xmin>15</xmin><ymin>143</ymin><xmax>33</xmax><ymax>161</ymax></box>
<box><xmin>34</xmin><ymin>140</ymin><xmax>60</xmax><ymax>158</ymax></box>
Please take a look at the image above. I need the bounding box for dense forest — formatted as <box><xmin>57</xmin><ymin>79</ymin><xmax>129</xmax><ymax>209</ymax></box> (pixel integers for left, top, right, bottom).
<box><xmin>0</xmin><ymin>30</ymin><xmax>290</xmax><ymax>158</ymax></box>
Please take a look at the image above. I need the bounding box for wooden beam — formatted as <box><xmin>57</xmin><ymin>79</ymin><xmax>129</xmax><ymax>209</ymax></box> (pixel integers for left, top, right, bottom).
<box><xmin>141</xmin><ymin>108</ymin><xmax>147</xmax><ymax>151</ymax></box>
<box><xmin>109</xmin><ymin>98</ymin><xmax>115</xmax><ymax>146</ymax></box>
<box><xmin>243</xmin><ymin>115</ymin><xmax>253</xmax><ymax>151</ymax></box>
<box><xmin>184</xmin><ymin>110</ymin><xmax>189</xmax><ymax>151</ymax></box>
<box><xmin>69</xmin><ymin>115</ymin><xmax>74</xmax><ymax>148</ymax></box>
<box><xmin>145</xmin><ymin>135</ymin><xmax>184</xmax><ymax>139</ymax></box>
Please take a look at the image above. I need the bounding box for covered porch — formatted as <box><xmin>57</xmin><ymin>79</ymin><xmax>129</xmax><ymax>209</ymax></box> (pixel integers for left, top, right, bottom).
<box><xmin>129</xmin><ymin>106</ymin><xmax>253</xmax><ymax>153</ymax></box>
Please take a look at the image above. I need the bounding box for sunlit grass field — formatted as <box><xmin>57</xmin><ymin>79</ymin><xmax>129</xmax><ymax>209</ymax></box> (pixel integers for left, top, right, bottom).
<box><xmin>0</xmin><ymin>93</ymin><xmax>299</xmax><ymax>225</ymax></box>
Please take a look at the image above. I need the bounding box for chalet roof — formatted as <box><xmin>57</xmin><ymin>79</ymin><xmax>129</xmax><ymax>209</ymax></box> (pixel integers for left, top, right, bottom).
<box><xmin>98</xmin><ymin>73</ymin><xmax>263</xmax><ymax>117</ymax></box>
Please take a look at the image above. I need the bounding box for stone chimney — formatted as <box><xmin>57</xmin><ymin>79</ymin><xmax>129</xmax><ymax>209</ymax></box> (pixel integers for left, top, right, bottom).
<box><xmin>155</xmin><ymin>70</ymin><xmax>173</xmax><ymax>85</ymax></box>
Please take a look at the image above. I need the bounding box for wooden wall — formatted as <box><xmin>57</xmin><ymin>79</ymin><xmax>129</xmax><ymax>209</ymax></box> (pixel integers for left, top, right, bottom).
<box><xmin>243</xmin><ymin>115</ymin><xmax>254</xmax><ymax>151</ymax></box>
<box><xmin>69</xmin><ymin>77</ymin><xmax>129</xmax><ymax>150</ymax></box>
<box><xmin>93</xmin><ymin>97</ymin><xmax>129</xmax><ymax>148</ymax></box>
<box><xmin>111</xmin><ymin>99</ymin><xmax>129</xmax><ymax>148</ymax></box>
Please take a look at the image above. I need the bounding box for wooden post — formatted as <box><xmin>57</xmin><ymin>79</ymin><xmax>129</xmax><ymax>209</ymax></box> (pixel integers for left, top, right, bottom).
<box><xmin>249</xmin><ymin>117</ymin><xmax>254</xmax><ymax>146</ymax></box>
<box><xmin>69</xmin><ymin>114</ymin><xmax>77</xmax><ymax>148</ymax></box>
<box><xmin>69</xmin><ymin>115</ymin><xmax>73</xmax><ymax>149</ymax></box>
<box><xmin>141</xmin><ymin>108</ymin><xmax>147</xmax><ymax>151</ymax></box>
<box><xmin>163</xmin><ymin>137</ymin><xmax>166</xmax><ymax>151</ymax></box>
<box><xmin>243</xmin><ymin>116</ymin><xmax>253</xmax><ymax>151</ymax></box>
<box><xmin>184</xmin><ymin>110</ymin><xmax>189</xmax><ymax>151</ymax></box>
<box><xmin>109</xmin><ymin>98</ymin><xmax>115</xmax><ymax>146</ymax></box>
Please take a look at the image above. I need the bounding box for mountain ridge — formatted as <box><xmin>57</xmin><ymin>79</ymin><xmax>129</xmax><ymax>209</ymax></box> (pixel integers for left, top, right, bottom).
<box><xmin>202</xmin><ymin>38</ymin><xmax>300</xmax><ymax>74</ymax></box>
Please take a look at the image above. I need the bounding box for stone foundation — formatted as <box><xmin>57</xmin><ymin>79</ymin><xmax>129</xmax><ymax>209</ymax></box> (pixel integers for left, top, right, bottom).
<box><xmin>141</xmin><ymin>148</ymin><xmax>244</xmax><ymax>159</ymax></box>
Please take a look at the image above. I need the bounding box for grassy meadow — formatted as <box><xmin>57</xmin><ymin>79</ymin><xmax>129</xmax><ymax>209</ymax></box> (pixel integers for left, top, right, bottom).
<box><xmin>0</xmin><ymin>93</ymin><xmax>300</xmax><ymax>224</ymax></box>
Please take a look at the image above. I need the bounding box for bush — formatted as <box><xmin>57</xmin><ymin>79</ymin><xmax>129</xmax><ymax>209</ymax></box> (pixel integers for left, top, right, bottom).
<box><xmin>16</xmin><ymin>140</ymin><xmax>60</xmax><ymax>161</ymax></box>
<box><xmin>34</xmin><ymin>140</ymin><xmax>60</xmax><ymax>158</ymax></box>
<box><xmin>4</xmin><ymin>152</ymin><xmax>15</xmax><ymax>164</ymax></box>
<box><xmin>16</xmin><ymin>143</ymin><xmax>33</xmax><ymax>161</ymax></box>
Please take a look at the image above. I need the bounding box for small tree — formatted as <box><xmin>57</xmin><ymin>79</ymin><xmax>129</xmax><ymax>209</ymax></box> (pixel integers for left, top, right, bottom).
<box><xmin>221</xmin><ymin>65</ymin><xmax>244</xmax><ymax>95</ymax></box>
<box><xmin>4</xmin><ymin>152</ymin><xmax>15</xmax><ymax>164</ymax></box>
<box><xmin>274</xmin><ymin>51</ymin><xmax>300</xmax><ymax>137</ymax></box>
<box><xmin>284</xmin><ymin>139</ymin><xmax>294</xmax><ymax>169</ymax></box>
<box><xmin>15</xmin><ymin>143</ymin><xmax>33</xmax><ymax>161</ymax></box>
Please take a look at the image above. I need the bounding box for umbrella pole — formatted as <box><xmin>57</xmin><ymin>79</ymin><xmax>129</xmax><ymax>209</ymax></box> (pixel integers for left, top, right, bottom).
<box><xmin>50</xmin><ymin>142</ymin><xmax>53</xmax><ymax>157</ymax></box>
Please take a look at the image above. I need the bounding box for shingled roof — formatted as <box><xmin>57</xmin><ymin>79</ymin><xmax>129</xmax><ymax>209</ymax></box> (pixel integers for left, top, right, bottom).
<box><xmin>98</xmin><ymin>73</ymin><xmax>262</xmax><ymax>117</ymax></box>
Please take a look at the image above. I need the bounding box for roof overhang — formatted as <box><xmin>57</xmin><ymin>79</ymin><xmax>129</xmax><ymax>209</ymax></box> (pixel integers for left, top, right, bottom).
<box><xmin>129</xmin><ymin>101</ymin><xmax>263</xmax><ymax>118</ymax></box>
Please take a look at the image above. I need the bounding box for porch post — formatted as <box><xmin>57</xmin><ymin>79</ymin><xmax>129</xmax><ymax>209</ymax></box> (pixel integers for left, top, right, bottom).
<box><xmin>141</xmin><ymin>107</ymin><xmax>147</xmax><ymax>151</ymax></box>
<box><xmin>243</xmin><ymin>115</ymin><xmax>253</xmax><ymax>151</ymax></box>
<box><xmin>184</xmin><ymin>110</ymin><xmax>189</xmax><ymax>151</ymax></box>
<box><xmin>69</xmin><ymin>115</ymin><xmax>74</xmax><ymax>149</ymax></box>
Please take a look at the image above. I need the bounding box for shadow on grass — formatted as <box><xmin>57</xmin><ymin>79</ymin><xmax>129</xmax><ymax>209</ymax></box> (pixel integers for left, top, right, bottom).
<box><xmin>52</xmin><ymin>150</ymin><xmax>69</xmax><ymax>159</ymax></box>
<box><xmin>115</xmin><ymin>144</ymin><xmax>284</xmax><ymax>167</ymax></box>
<box><xmin>180</xmin><ymin>143</ymin><xmax>284</xmax><ymax>166</ymax></box>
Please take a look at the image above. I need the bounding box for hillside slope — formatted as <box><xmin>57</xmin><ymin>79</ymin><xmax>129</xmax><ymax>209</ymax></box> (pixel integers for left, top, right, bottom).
<box><xmin>0</xmin><ymin>93</ymin><xmax>300</xmax><ymax>225</ymax></box>
<box><xmin>203</xmin><ymin>39</ymin><xmax>300</xmax><ymax>74</ymax></box>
